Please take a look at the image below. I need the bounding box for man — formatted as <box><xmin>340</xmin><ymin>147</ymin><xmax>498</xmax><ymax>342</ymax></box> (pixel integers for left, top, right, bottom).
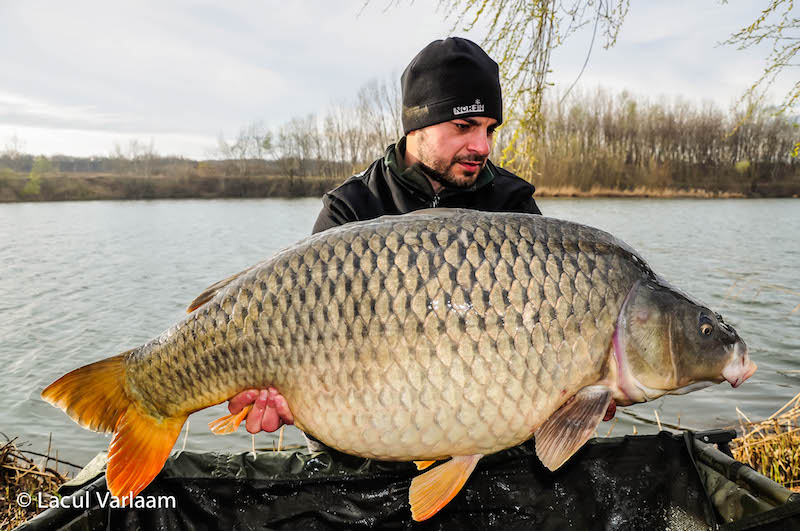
<box><xmin>228</xmin><ymin>37</ymin><xmax>543</xmax><ymax>437</ymax></box>
<box><xmin>312</xmin><ymin>37</ymin><xmax>540</xmax><ymax>233</ymax></box>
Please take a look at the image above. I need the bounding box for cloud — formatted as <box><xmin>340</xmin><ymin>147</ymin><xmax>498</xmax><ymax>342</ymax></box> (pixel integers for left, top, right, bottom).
<box><xmin>0</xmin><ymin>124</ymin><xmax>216</xmax><ymax>158</ymax></box>
<box><xmin>0</xmin><ymin>91</ymin><xmax>126</xmax><ymax>130</ymax></box>
<box><xmin>547</xmin><ymin>0</ymin><xmax>796</xmax><ymax>109</ymax></box>
<box><xmin>0</xmin><ymin>1</ymin><xmax>794</xmax><ymax>157</ymax></box>
<box><xmin>0</xmin><ymin>1</ymin><xmax>469</xmax><ymax>156</ymax></box>
<box><xmin>0</xmin><ymin>2</ymin><xmax>289</xmax><ymax>132</ymax></box>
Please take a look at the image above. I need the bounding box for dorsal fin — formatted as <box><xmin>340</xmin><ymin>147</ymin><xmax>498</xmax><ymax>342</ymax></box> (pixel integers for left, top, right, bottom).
<box><xmin>408</xmin><ymin>207</ymin><xmax>464</xmax><ymax>216</ymax></box>
<box><xmin>187</xmin><ymin>267</ymin><xmax>253</xmax><ymax>313</ymax></box>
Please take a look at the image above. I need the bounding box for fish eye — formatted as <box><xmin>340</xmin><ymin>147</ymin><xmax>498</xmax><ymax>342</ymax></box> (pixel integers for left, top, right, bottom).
<box><xmin>699</xmin><ymin>314</ymin><xmax>714</xmax><ymax>337</ymax></box>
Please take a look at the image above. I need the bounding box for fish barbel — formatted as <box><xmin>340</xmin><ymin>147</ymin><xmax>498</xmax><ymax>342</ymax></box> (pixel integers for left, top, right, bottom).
<box><xmin>42</xmin><ymin>209</ymin><xmax>756</xmax><ymax>521</ymax></box>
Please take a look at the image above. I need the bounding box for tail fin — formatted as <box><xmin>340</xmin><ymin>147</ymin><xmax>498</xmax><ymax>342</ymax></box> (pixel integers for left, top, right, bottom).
<box><xmin>107</xmin><ymin>405</ymin><xmax>185</xmax><ymax>499</ymax></box>
<box><xmin>41</xmin><ymin>353</ymin><xmax>131</xmax><ymax>433</ymax></box>
<box><xmin>42</xmin><ymin>352</ymin><xmax>187</xmax><ymax>502</ymax></box>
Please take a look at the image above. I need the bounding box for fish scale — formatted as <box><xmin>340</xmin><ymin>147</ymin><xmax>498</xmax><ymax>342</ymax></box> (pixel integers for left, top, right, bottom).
<box><xmin>121</xmin><ymin>210</ymin><xmax>635</xmax><ymax>458</ymax></box>
<box><xmin>45</xmin><ymin>208</ymin><xmax>755</xmax><ymax>520</ymax></box>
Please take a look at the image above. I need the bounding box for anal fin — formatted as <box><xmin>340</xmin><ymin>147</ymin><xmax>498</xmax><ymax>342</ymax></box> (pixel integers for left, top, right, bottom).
<box><xmin>409</xmin><ymin>454</ymin><xmax>482</xmax><ymax>522</ymax></box>
<box><xmin>414</xmin><ymin>460</ymin><xmax>436</xmax><ymax>471</ymax></box>
<box><xmin>535</xmin><ymin>385</ymin><xmax>612</xmax><ymax>471</ymax></box>
<box><xmin>208</xmin><ymin>404</ymin><xmax>253</xmax><ymax>435</ymax></box>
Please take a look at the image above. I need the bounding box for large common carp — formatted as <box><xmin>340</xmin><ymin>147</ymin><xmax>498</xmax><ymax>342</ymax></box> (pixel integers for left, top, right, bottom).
<box><xmin>43</xmin><ymin>209</ymin><xmax>756</xmax><ymax>521</ymax></box>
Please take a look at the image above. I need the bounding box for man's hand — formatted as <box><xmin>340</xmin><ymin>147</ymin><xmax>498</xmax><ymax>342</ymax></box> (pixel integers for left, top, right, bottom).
<box><xmin>228</xmin><ymin>387</ymin><xmax>294</xmax><ymax>434</ymax></box>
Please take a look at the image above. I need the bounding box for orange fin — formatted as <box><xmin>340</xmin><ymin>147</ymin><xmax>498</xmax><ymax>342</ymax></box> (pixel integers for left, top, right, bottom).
<box><xmin>187</xmin><ymin>267</ymin><xmax>254</xmax><ymax>313</ymax></box>
<box><xmin>107</xmin><ymin>406</ymin><xmax>186</xmax><ymax>502</ymax></box>
<box><xmin>42</xmin><ymin>352</ymin><xmax>187</xmax><ymax>503</ymax></box>
<box><xmin>535</xmin><ymin>385</ymin><xmax>612</xmax><ymax>471</ymax></box>
<box><xmin>409</xmin><ymin>454</ymin><xmax>482</xmax><ymax>522</ymax></box>
<box><xmin>414</xmin><ymin>460</ymin><xmax>436</xmax><ymax>471</ymax></box>
<box><xmin>41</xmin><ymin>352</ymin><xmax>133</xmax><ymax>433</ymax></box>
<box><xmin>208</xmin><ymin>404</ymin><xmax>253</xmax><ymax>435</ymax></box>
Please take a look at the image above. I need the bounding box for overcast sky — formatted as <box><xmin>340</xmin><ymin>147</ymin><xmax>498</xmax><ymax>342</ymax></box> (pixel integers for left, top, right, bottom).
<box><xmin>0</xmin><ymin>1</ymin><xmax>793</xmax><ymax>159</ymax></box>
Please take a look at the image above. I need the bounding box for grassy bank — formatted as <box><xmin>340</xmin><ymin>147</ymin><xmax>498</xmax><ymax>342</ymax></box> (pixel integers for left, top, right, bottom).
<box><xmin>0</xmin><ymin>172</ymin><xmax>796</xmax><ymax>203</ymax></box>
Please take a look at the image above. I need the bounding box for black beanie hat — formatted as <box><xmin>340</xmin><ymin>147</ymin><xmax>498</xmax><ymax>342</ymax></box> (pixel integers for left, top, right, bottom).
<box><xmin>401</xmin><ymin>37</ymin><xmax>502</xmax><ymax>134</ymax></box>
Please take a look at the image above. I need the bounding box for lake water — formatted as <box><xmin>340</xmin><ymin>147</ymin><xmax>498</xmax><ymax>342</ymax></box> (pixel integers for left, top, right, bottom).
<box><xmin>1</xmin><ymin>198</ymin><xmax>798</xmax><ymax>468</ymax></box>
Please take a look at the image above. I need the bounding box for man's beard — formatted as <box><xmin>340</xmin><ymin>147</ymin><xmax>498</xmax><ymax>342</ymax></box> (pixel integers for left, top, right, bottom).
<box><xmin>413</xmin><ymin>154</ymin><xmax>486</xmax><ymax>190</ymax></box>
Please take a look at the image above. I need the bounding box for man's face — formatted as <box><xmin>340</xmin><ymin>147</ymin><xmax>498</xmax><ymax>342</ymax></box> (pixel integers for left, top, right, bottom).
<box><xmin>411</xmin><ymin>116</ymin><xmax>498</xmax><ymax>190</ymax></box>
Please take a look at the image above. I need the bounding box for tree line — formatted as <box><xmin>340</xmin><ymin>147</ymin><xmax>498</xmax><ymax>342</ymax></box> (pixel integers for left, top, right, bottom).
<box><xmin>523</xmin><ymin>88</ymin><xmax>798</xmax><ymax>194</ymax></box>
<box><xmin>1</xmin><ymin>79</ymin><xmax>797</xmax><ymax>199</ymax></box>
<box><xmin>214</xmin><ymin>77</ymin><xmax>403</xmax><ymax>179</ymax></box>
<box><xmin>212</xmin><ymin>80</ymin><xmax>797</xmax><ymax>194</ymax></box>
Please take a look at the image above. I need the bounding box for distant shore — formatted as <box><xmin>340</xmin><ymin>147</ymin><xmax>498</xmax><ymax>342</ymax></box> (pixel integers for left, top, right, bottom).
<box><xmin>0</xmin><ymin>173</ymin><xmax>341</xmax><ymax>203</ymax></box>
<box><xmin>531</xmin><ymin>185</ymin><xmax>753</xmax><ymax>199</ymax></box>
<box><xmin>0</xmin><ymin>173</ymin><xmax>796</xmax><ymax>203</ymax></box>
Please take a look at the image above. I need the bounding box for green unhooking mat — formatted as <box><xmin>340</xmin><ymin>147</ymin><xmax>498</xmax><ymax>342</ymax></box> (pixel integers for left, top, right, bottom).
<box><xmin>15</xmin><ymin>432</ymin><xmax>800</xmax><ymax>530</ymax></box>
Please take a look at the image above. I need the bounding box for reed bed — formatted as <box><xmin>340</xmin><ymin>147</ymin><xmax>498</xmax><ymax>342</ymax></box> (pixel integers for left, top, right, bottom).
<box><xmin>1</xmin><ymin>435</ymin><xmax>76</xmax><ymax>529</ymax></box>
<box><xmin>731</xmin><ymin>392</ymin><xmax>800</xmax><ymax>492</ymax></box>
<box><xmin>533</xmin><ymin>184</ymin><xmax>747</xmax><ymax>198</ymax></box>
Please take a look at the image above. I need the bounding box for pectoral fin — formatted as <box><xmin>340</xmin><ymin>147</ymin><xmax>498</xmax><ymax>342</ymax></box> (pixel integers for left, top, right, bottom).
<box><xmin>535</xmin><ymin>385</ymin><xmax>612</xmax><ymax>471</ymax></box>
<box><xmin>409</xmin><ymin>454</ymin><xmax>482</xmax><ymax>521</ymax></box>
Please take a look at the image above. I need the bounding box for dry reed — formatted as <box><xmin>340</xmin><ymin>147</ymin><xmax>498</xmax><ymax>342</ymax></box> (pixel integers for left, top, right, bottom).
<box><xmin>1</xmin><ymin>435</ymin><xmax>76</xmax><ymax>529</ymax></box>
<box><xmin>533</xmin><ymin>184</ymin><xmax>747</xmax><ymax>199</ymax></box>
<box><xmin>731</xmin><ymin>392</ymin><xmax>800</xmax><ymax>492</ymax></box>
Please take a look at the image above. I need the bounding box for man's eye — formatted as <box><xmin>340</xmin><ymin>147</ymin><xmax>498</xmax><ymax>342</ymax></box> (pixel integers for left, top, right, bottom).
<box><xmin>455</xmin><ymin>123</ymin><xmax>469</xmax><ymax>130</ymax></box>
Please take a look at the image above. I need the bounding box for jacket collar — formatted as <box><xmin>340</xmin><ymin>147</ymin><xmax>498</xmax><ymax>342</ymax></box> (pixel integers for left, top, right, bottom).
<box><xmin>383</xmin><ymin>137</ymin><xmax>494</xmax><ymax>198</ymax></box>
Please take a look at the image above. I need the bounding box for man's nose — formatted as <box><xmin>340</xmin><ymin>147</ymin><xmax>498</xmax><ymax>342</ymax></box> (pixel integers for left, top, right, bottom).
<box><xmin>467</xmin><ymin>130</ymin><xmax>491</xmax><ymax>157</ymax></box>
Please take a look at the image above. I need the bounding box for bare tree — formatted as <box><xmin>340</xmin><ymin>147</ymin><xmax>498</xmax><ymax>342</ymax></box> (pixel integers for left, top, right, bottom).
<box><xmin>110</xmin><ymin>139</ymin><xmax>158</xmax><ymax>177</ymax></box>
<box><xmin>722</xmin><ymin>0</ymin><xmax>799</xmax><ymax>154</ymax></box>
<box><xmin>276</xmin><ymin>114</ymin><xmax>320</xmax><ymax>177</ymax></box>
<box><xmin>217</xmin><ymin>122</ymin><xmax>270</xmax><ymax>177</ymax></box>
<box><xmin>355</xmin><ymin>76</ymin><xmax>403</xmax><ymax>155</ymax></box>
<box><xmin>130</xmin><ymin>139</ymin><xmax>158</xmax><ymax>178</ymax></box>
<box><xmin>1</xmin><ymin>134</ymin><xmax>27</xmax><ymax>171</ymax></box>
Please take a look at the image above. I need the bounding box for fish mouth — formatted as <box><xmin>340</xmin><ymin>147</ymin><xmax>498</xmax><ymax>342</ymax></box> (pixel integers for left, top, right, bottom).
<box><xmin>721</xmin><ymin>340</ymin><xmax>757</xmax><ymax>388</ymax></box>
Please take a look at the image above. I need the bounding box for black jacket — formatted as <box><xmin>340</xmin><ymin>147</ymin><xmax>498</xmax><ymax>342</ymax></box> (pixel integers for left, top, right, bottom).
<box><xmin>312</xmin><ymin>142</ymin><xmax>541</xmax><ymax>234</ymax></box>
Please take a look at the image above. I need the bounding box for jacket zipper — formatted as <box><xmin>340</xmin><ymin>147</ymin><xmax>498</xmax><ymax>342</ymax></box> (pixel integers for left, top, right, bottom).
<box><xmin>430</xmin><ymin>194</ymin><xmax>441</xmax><ymax>208</ymax></box>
